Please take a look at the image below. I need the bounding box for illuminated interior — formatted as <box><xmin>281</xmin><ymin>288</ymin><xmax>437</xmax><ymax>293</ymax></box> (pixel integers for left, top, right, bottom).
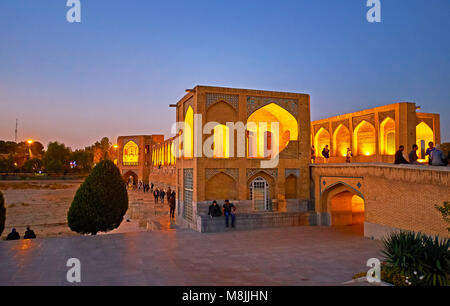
<box><xmin>330</xmin><ymin>191</ymin><xmax>365</xmax><ymax>226</ymax></box>
<box><xmin>213</xmin><ymin>124</ymin><xmax>230</xmax><ymax>158</ymax></box>
<box><xmin>380</xmin><ymin>117</ymin><xmax>396</xmax><ymax>155</ymax></box>
<box><xmin>353</xmin><ymin>120</ymin><xmax>376</xmax><ymax>156</ymax></box>
<box><xmin>184</xmin><ymin>106</ymin><xmax>194</xmax><ymax>158</ymax></box>
<box><xmin>314</xmin><ymin>128</ymin><xmax>330</xmax><ymax>157</ymax></box>
<box><xmin>416</xmin><ymin>122</ymin><xmax>434</xmax><ymax>160</ymax></box>
<box><xmin>246</xmin><ymin>103</ymin><xmax>298</xmax><ymax>158</ymax></box>
<box><xmin>123</xmin><ymin>141</ymin><xmax>139</xmax><ymax>164</ymax></box>
<box><xmin>333</xmin><ymin>124</ymin><xmax>350</xmax><ymax>157</ymax></box>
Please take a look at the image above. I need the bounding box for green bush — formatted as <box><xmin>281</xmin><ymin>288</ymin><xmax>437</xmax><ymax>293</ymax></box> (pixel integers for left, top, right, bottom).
<box><xmin>67</xmin><ymin>160</ymin><xmax>128</xmax><ymax>235</ymax></box>
<box><xmin>0</xmin><ymin>191</ymin><xmax>5</xmax><ymax>236</ymax></box>
<box><xmin>382</xmin><ymin>231</ymin><xmax>450</xmax><ymax>286</ymax></box>
<box><xmin>435</xmin><ymin>202</ymin><xmax>450</xmax><ymax>233</ymax></box>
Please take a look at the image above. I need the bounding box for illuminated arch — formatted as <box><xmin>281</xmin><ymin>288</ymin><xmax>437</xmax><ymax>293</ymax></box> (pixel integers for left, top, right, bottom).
<box><xmin>213</xmin><ymin>124</ymin><xmax>230</xmax><ymax>158</ymax></box>
<box><xmin>314</xmin><ymin>128</ymin><xmax>330</xmax><ymax>157</ymax></box>
<box><xmin>332</xmin><ymin>124</ymin><xmax>350</xmax><ymax>157</ymax></box>
<box><xmin>123</xmin><ymin>141</ymin><xmax>139</xmax><ymax>165</ymax></box>
<box><xmin>184</xmin><ymin>106</ymin><xmax>194</xmax><ymax>158</ymax></box>
<box><xmin>416</xmin><ymin>122</ymin><xmax>434</xmax><ymax>160</ymax></box>
<box><xmin>380</xmin><ymin>117</ymin><xmax>396</xmax><ymax>155</ymax></box>
<box><xmin>247</xmin><ymin>103</ymin><xmax>298</xmax><ymax>158</ymax></box>
<box><xmin>353</xmin><ymin>120</ymin><xmax>376</xmax><ymax>156</ymax></box>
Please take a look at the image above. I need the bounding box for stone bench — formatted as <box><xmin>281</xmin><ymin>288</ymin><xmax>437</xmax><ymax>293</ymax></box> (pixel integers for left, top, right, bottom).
<box><xmin>197</xmin><ymin>211</ymin><xmax>317</xmax><ymax>233</ymax></box>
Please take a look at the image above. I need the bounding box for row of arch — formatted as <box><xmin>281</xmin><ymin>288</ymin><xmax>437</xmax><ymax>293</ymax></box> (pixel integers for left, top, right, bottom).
<box><xmin>204</xmin><ymin>171</ymin><xmax>299</xmax><ymax>211</ymax></box>
<box><xmin>182</xmin><ymin>102</ymin><xmax>300</xmax><ymax>159</ymax></box>
<box><xmin>152</xmin><ymin>139</ymin><xmax>176</xmax><ymax>166</ymax></box>
<box><xmin>313</xmin><ymin>118</ymin><xmax>434</xmax><ymax>158</ymax></box>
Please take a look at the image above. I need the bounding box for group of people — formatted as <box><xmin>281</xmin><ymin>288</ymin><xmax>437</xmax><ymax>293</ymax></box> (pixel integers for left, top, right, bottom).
<box><xmin>5</xmin><ymin>226</ymin><xmax>36</xmax><ymax>241</ymax></box>
<box><xmin>137</xmin><ymin>180</ymin><xmax>152</xmax><ymax>193</ymax></box>
<box><xmin>311</xmin><ymin>145</ymin><xmax>352</xmax><ymax>163</ymax></box>
<box><xmin>152</xmin><ymin>187</ymin><xmax>176</xmax><ymax>219</ymax></box>
<box><xmin>395</xmin><ymin>142</ymin><xmax>449</xmax><ymax>166</ymax></box>
<box><xmin>208</xmin><ymin>200</ymin><xmax>237</xmax><ymax>228</ymax></box>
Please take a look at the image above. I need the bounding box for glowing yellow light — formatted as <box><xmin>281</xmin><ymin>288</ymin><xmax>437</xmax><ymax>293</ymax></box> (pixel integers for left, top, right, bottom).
<box><xmin>184</xmin><ymin>106</ymin><xmax>194</xmax><ymax>158</ymax></box>
<box><xmin>27</xmin><ymin>139</ymin><xmax>33</xmax><ymax>144</ymax></box>
<box><xmin>365</xmin><ymin>152</ymin><xmax>371</xmax><ymax>156</ymax></box>
<box><xmin>113</xmin><ymin>144</ymin><xmax>118</xmax><ymax>149</ymax></box>
<box><xmin>213</xmin><ymin>124</ymin><xmax>230</xmax><ymax>158</ymax></box>
<box><xmin>123</xmin><ymin>141</ymin><xmax>139</xmax><ymax>164</ymax></box>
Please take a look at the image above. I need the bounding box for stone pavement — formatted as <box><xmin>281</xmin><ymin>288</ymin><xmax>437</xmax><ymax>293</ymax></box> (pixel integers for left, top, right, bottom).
<box><xmin>0</xmin><ymin>225</ymin><xmax>382</xmax><ymax>286</ymax></box>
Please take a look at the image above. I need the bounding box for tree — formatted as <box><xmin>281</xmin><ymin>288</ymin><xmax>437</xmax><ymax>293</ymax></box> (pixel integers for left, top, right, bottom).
<box><xmin>435</xmin><ymin>202</ymin><xmax>450</xmax><ymax>233</ymax></box>
<box><xmin>0</xmin><ymin>191</ymin><xmax>5</xmax><ymax>237</ymax></box>
<box><xmin>0</xmin><ymin>155</ymin><xmax>16</xmax><ymax>173</ymax></box>
<box><xmin>43</xmin><ymin>141</ymin><xmax>71</xmax><ymax>173</ymax></box>
<box><xmin>67</xmin><ymin>160</ymin><xmax>128</xmax><ymax>235</ymax></box>
<box><xmin>71</xmin><ymin>149</ymin><xmax>94</xmax><ymax>173</ymax></box>
<box><xmin>22</xmin><ymin>158</ymin><xmax>43</xmax><ymax>173</ymax></box>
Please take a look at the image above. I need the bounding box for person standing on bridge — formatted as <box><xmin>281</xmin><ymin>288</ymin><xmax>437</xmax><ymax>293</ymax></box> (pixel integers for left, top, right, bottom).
<box><xmin>431</xmin><ymin>144</ymin><xmax>448</xmax><ymax>166</ymax></box>
<box><xmin>395</xmin><ymin>145</ymin><xmax>409</xmax><ymax>164</ymax></box>
<box><xmin>169</xmin><ymin>192</ymin><xmax>176</xmax><ymax>219</ymax></box>
<box><xmin>322</xmin><ymin>145</ymin><xmax>330</xmax><ymax>163</ymax></box>
<box><xmin>346</xmin><ymin>148</ymin><xmax>352</xmax><ymax>163</ymax></box>
<box><xmin>153</xmin><ymin>188</ymin><xmax>159</xmax><ymax>204</ymax></box>
<box><xmin>311</xmin><ymin>145</ymin><xmax>316</xmax><ymax>164</ymax></box>
<box><xmin>426</xmin><ymin>142</ymin><xmax>435</xmax><ymax>165</ymax></box>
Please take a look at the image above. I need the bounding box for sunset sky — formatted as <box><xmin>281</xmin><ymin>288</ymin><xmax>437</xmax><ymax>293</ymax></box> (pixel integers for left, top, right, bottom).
<box><xmin>1</xmin><ymin>0</ymin><xmax>449</xmax><ymax>149</ymax></box>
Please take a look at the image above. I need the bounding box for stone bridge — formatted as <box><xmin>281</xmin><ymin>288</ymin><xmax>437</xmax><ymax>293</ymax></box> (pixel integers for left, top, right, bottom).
<box><xmin>310</xmin><ymin>163</ymin><xmax>449</xmax><ymax>239</ymax></box>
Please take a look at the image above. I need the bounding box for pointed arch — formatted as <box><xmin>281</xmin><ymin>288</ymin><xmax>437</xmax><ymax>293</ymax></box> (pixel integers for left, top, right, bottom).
<box><xmin>123</xmin><ymin>141</ymin><xmax>139</xmax><ymax>165</ymax></box>
<box><xmin>184</xmin><ymin>106</ymin><xmax>194</xmax><ymax>158</ymax></box>
<box><xmin>314</xmin><ymin>127</ymin><xmax>330</xmax><ymax>157</ymax></box>
<box><xmin>353</xmin><ymin>120</ymin><xmax>376</xmax><ymax>156</ymax></box>
<box><xmin>333</xmin><ymin>124</ymin><xmax>350</xmax><ymax>157</ymax></box>
<box><xmin>247</xmin><ymin>103</ymin><xmax>298</xmax><ymax>157</ymax></box>
<box><xmin>380</xmin><ymin>117</ymin><xmax>396</xmax><ymax>155</ymax></box>
<box><xmin>416</xmin><ymin>122</ymin><xmax>434</xmax><ymax>160</ymax></box>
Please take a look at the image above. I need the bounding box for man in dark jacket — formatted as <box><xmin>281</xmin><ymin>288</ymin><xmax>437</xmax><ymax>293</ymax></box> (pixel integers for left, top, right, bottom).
<box><xmin>208</xmin><ymin>201</ymin><xmax>222</xmax><ymax>217</ymax></box>
<box><xmin>408</xmin><ymin>144</ymin><xmax>420</xmax><ymax>164</ymax></box>
<box><xmin>6</xmin><ymin>228</ymin><xmax>20</xmax><ymax>240</ymax></box>
<box><xmin>169</xmin><ymin>193</ymin><xmax>176</xmax><ymax>219</ymax></box>
<box><xmin>24</xmin><ymin>226</ymin><xmax>36</xmax><ymax>239</ymax></box>
<box><xmin>395</xmin><ymin>145</ymin><xmax>409</xmax><ymax>164</ymax></box>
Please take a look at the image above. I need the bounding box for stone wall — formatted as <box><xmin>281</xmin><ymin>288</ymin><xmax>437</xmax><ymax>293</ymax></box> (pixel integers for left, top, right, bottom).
<box><xmin>311</xmin><ymin>163</ymin><xmax>449</xmax><ymax>239</ymax></box>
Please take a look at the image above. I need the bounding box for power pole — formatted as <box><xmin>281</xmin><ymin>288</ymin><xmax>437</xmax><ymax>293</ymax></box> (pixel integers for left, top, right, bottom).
<box><xmin>15</xmin><ymin>118</ymin><xmax>18</xmax><ymax>142</ymax></box>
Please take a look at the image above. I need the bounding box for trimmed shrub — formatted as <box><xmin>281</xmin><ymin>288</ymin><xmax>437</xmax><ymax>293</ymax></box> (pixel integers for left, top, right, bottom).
<box><xmin>0</xmin><ymin>191</ymin><xmax>5</xmax><ymax>236</ymax></box>
<box><xmin>67</xmin><ymin>160</ymin><xmax>128</xmax><ymax>235</ymax></box>
<box><xmin>382</xmin><ymin>231</ymin><xmax>450</xmax><ymax>286</ymax></box>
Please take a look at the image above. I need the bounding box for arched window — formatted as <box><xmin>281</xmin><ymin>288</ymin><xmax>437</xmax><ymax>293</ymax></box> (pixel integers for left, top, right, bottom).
<box><xmin>315</xmin><ymin>128</ymin><xmax>330</xmax><ymax>157</ymax></box>
<box><xmin>213</xmin><ymin>124</ymin><xmax>230</xmax><ymax>158</ymax></box>
<box><xmin>416</xmin><ymin>122</ymin><xmax>434</xmax><ymax>160</ymax></box>
<box><xmin>184</xmin><ymin>106</ymin><xmax>194</xmax><ymax>158</ymax></box>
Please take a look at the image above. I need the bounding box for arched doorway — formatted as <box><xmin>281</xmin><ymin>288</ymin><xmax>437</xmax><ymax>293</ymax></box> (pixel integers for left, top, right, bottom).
<box><xmin>416</xmin><ymin>122</ymin><xmax>434</xmax><ymax>160</ymax></box>
<box><xmin>321</xmin><ymin>183</ymin><xmax>365</xmax><ymax>234</ymax></box>
<box><xmin>250</xmin><ymin>177</ymin><xmax>270</xmax><ymax>211</ymax></box>
<box><xmin>123</xmin><ymin>170</ymin><xmax>138</xmax><ymax>187</ymax></box>
<box><xmin>380</xmin><ymin>117</ymin><xmax>396</xmax><ymax>155</ymax></box>
<box><xmin>353</xmin><ymin>120</ymin><xmax>376</xmax><ymax>156</ymax></box>
<box><xmin>333</xmin><ymin>124</ymin><xmax>350</xmax><ymax>157</ymax></box>
<box><xmin>314</xmin><ymin>128</ymin><xmax>330</xmax><ymax>159</ymax></box>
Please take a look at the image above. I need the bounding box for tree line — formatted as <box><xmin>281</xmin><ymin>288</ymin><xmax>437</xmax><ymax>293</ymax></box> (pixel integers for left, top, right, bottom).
<box><xmin>0</xmin><ymin>137</ymin><xmax>117</xmax><ymax>174</ymax></box>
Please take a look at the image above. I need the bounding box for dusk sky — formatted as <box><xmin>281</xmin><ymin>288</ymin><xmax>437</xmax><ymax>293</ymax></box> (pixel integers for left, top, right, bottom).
<box><xmin>1</xmin><ymin>0</ymin><xmax>449</xmax><ymax>149</ymax></box>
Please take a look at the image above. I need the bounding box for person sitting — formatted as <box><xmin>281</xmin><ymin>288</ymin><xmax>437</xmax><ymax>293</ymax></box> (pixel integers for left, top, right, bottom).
<box><xmin>426</xmin><ymin>142</ymin><xmax>435</xmax><ymax>165</ymax></box>
<box><xmin>222</xmin><ymin>200</ymin><xmax>236</xmax><ymax>228</ymax></box>
<box><xmin>322</xmin><ymin>145</ymin><xmax>330</xmax><ymax>163</ymax></box>
<box><xmin>394</xmin><ymin>145</ymin><xmax>409</xmax><ymax>164</ymax></box>
<box><xmin>431</xmin><ymin>144</ymin><xmax>448</xmax><ymax>166</ymax></box>
<box><xmin>208</xmin><ymin>201</ymin><xmax>222</xmax><ymax>217</ymax></box>
<box><xmin>408</xmin><ymin>144</ymin><xmax>420</xmax><ymax>164</ymax></box>
<box><xmin>6</xmin><ymin>228</ymin><xmax>20</xmax><ymax>240</ymax></box>
<box><xmin>23</xmin><ymin>226</ymin><xmax>36</xmax><ymax>239</ymax></box>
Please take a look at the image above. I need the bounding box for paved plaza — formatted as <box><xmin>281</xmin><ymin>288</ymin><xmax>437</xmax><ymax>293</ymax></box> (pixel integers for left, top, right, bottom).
<box><xmin>0</xmin><ymin>225</ymin><xmax>382</xmax><ymax>286</ymax></box>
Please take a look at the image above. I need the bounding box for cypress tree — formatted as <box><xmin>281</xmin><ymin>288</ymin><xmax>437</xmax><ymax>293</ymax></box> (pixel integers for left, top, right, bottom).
<box><xmin>68</xmin><ymin>160</ymin><xmax>128</xmax><ymax>235</ymax></box>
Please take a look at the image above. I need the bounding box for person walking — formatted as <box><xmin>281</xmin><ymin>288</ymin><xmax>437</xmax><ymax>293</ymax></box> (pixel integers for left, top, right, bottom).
<box><xmin>153</xmin><ymin>188</ymin><xmax>159</xmax><ymax>204</ymax></box>
<box><xmin>169</xmin><ymin>193</ymin><xmax>176</xmax><ymax>219</ymax></box>
<box><xmin>23</xmin><ymin>226</ymin><xmax>36</xmax><ymax>239</ymax></box>
<box><xmin>426</xmin><ymin>142</ymin><xmax>435</xmax><ymax>165</ymax></box>
<box><xmin>222</xmin><ymin>200</ymin><xmax>236</xmax><ymax>228</ymax></box>
<box><xmin>6</xmin><ymin>228</ymin><xmax>20</xmax><ymax>240</ymax></box>
<box><xmin>431</xmin><ymin>144</ymin><xmax>448</xmax><ymax>166</ymax></box>
<box><xmin>311</xmin><ymin>145</ymin><xmax>316</xmax><ymax>164</ymax></box>
<box><xmin>345</xmin><ymin>148</ymin><xmax>352</xmax><ymax>163</ymax></box>
<box><xmin>409</xmin><ymin>144</ymin><xmax>420</xmax><ymax>164</ymax></box>
<box><xmin>394</xmin><ymin>145</ymin><xmax>409</xmax><ymax>164</ymax></box>
<box><xmin>322</xmin><ymin>145</ymin><xmax>330</xmax><ymax>163</ymax></box>
<box><xmin>160</xmin><ymin>189</ymin><xmax>166</xmax><ymax>204</ymax></box>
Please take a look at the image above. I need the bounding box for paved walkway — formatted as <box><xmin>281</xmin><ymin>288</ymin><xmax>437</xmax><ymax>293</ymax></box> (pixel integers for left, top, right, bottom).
<box><xmin>0</xmin><ymin>226</ymin><xmax>382</xmax><ymax>286</ymax></box>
